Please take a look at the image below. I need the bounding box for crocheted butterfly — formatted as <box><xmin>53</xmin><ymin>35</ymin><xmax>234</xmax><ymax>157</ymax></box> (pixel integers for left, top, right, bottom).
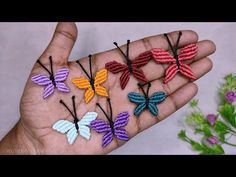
<box><xmin>52</xmin><ymin>96</ymin><xmax>97</xmax><ymax>145</ymax></box>
<box><xmin>128</xmin><ymin>82</ymin><xmax>166</xmax><ymax>116</ymax></box>
<box><xmin>105</xmin><ymin>40</ymin><xmax>151</xmax><ymax>89</ymax></box>
<box><xmin>52</xmin><ymin>96</ymin><xmax>98</xmax><ymax>144</ymax></box>
<box><xmin>72</xmin><ymin>55</ymin><xmax>108</xmax><ymax>104</ymax></box>
<box><xmin>31</xmin><ymin>56</ymin><xmax>69</xmax><ymax>99</ymax></box>
<box><xmin>151</xmin><ymin>31</ymin><xmax>198</xmax><ymax>83</ymax></box>
<box><xmin>90</xmin><ymin>98</ymin><xmax>129</xmax><ymax>148</ymax></box>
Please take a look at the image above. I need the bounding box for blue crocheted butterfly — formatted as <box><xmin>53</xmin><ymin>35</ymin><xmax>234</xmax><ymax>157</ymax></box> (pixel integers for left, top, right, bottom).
<box><xmin>128</xmin><ymin>82</ymin><xmax>166</xmax><ymax>116</ymax></box>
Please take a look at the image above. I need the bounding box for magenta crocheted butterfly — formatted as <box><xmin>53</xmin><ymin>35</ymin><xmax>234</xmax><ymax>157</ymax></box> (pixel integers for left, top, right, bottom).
<box><xmin>90</xmin><ymin>98</ymin><xmax>129</xmax><ymax>148</ymax></box>
<box><xmin>31</xmin><ymin>56</ymin><xmax>70</xmax><ymax>99</ymax></box>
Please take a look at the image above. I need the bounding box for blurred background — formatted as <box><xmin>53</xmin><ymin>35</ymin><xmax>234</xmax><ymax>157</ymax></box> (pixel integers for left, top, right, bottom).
<box><xmin>0</xmin><ymin>22</ymin><xmax>236</xmax><ymax>154</ymax></box>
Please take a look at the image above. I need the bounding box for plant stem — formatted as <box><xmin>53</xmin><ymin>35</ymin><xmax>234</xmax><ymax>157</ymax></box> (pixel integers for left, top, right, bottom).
<box><xmin>228</xmin><ymin>128</ymin><xmax>236</xmax><ymax>134</ymax></box>
<box><xmin>195</xmin><ymin>106</ymin><xmax>204</xmax><ymax>117</ymax></box>
<box><xmin>223</xmin><ymin>141</ymin><xmax>236</xmax><ymax>147</ymax></box>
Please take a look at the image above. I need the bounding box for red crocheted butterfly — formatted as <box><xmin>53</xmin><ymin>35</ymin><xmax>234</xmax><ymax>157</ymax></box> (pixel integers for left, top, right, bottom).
<box><xmin>151</xmin><ymin>31</ymin><xmax>198</xmax><ymax>84</ymax></box>
<box><xmin>105</xmin><ymin>40</ymin><xmax>151</xmax><ymax>89</ymax></box>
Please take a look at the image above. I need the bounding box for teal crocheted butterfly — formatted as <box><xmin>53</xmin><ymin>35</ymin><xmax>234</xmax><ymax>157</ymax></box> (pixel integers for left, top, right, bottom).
<box><xmin>128</xmin><ymin>82</ymin><xmax>166</xmax><ymax>117</ymax></box>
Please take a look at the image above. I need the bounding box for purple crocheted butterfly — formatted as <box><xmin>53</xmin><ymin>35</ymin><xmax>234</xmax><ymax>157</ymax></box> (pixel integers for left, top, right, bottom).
<box><xmin>31</xmin><ymin>56</ymin><xmax>70</xmax><ymax>99</ymax></box>
<box><xmin>90</xmin><ymin>98</ymin><xmax>129</xmax><ymax>148</ymax></box>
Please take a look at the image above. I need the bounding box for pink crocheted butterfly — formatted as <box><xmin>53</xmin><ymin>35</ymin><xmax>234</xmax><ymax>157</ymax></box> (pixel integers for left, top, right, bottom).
<box><xmin>151</xmin><ymin>31</ymin><xmax>197</xmax><ymax>83</ymax></box>
<box><xmin>31</xmin><ymin>56</ymin><xmax>70</xmax><ymax>99</ymax></box>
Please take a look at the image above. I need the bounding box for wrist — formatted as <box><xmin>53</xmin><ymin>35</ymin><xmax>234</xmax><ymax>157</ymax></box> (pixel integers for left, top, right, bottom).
<box><xmin>0</xmin><ymin>120</ymin><xmax>37</xmax><ymax>154</ymax></box>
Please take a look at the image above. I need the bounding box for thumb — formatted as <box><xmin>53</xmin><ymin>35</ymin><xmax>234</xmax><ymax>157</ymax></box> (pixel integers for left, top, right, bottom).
<box><xmin>39</xmin><ymin>22</ymin><xmax>78</xmax><ymax>64</ymax></box>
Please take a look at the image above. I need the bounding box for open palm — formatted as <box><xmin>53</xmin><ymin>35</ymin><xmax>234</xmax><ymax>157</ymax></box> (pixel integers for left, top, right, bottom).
<box><xmin>3</xmin><ymin>23</ymin><xmax>216</xmax><ymax>154</ymax></box>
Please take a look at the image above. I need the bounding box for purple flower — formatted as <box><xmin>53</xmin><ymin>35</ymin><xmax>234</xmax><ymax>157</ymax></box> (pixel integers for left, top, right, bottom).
<box><xmin>207</xmin><ymin>114</ymin><xmax>217</xmax><ymax>126</ymax></box>
<box><xmin>225</xmin><ymin>91</ymin><xmax>236</xmax><ymax>103</ymax></box>
<box><xmin>207</xmin><ymin>136</ymin><xmax>219</xmax><ymax>145</ymax></box>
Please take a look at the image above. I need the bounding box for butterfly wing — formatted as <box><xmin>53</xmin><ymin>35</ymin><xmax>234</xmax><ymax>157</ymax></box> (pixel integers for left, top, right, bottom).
<box><xmin>94</xmin><ymin>69</ymin><xmax>108</xmax><ymax>85</ymax></box>
<box><xmin>31</xmin><ymin>74</ymin><xmax>52</xmax><ymax>86</ymax></box>
<box><xmin>77</xmin><ymin>112</ymin><xmax>98</xmax><ymax>140</ymax></box>
<box><xmin>147</xmin><ymin>92</ymin><xmax>166</xmax><ymax>116</ymax></box>
<box><xmin>54</xmin><ymin>68</ymin><xmax>69</xmax><ymax>82</ymax></box>
<box><xmin>94</xmin><ymin>69</ymin><xmax>108</xmax><ymax>97</ymax></box>
<box><xmin>66</xmin><ymin>126</ymin><xmax>78</xmax><ymax>145</ymax></box>
<box><xmin>114</xmin><ymin>112</ymin><xmax>129</xmax><ymax>141</ymax></box>
<box><xmin>72</xmin><ymin>77</ymin><xmax>94</xmax><ymax>103</ymax></box>
<box><xmin>134</xmin><ymin>102</ymin><xmax>146</xmax><ymax>116</ymax></box>
<box><xmin>149</xmin><ymin>92</ymin><xmax>166</xmax><ymax>104</ymax></box>
<box><xmin>114</xmin><ymin>112</ymin><xmax>130</xmax><ymax>129</ymax></box>
<box><xmin>163</xmin><ymin>63</ymin><xmax>178</xmax><ymax>83</ymax></box>
<box><xmin>132</xmin><ymin>51</ymin><xmax>152</xmax><ymax>67</ymax></box>
<box><xmin>43</xmin><ymin>83</ymin><xmax>55</xmax><ymax>99</ymax></box>
<box><xmin>128</xmin><ymin>92</ymin><xmax>146</xmax><ymax>116</ymax></box>
<box><xmin>178</xmin><ymin>44</ymin><xmax>198</xmax><ymax>61</ymax></box>
<box><xmin>128</xmin><ymin>92</ymin><xmax>146</xmax><ymax>103</ymax></box>
<box><xmin>95</xmin><ymin>86</ymin><xmax>109</xmax><ymax>97</ymax></box>
<box><xmin>105</xmin><ymin>61</ymin><xmax>127</xmax><ymax>74</ymax></box>
<box><xmin>90</xmin><ymin>119</ymin><xmax>113</xmax><ymax>148</ymax></box>
<box><xmin>147</xmin><ymin>103</ymin><xmax>158</xmax><ymax>116</ymax></box>
<box><xmin>132</xmin><ymin>67</ymin><xmax>147</xmax><ymax>83</ymax></box>
<box><xmin>84</xmin><ymin>88</ymin><xmax>95</xmax><ymax>103</ymax></box>
<box><xmin>56</xmin><ymin>82</ymin><xmax>70</xmax><ymax>93</ymax></box>
<box><xmin>72</xmin><ymin>77</ymin><xmax>91</xmax><ymax>89</ymax></box>
<box><xmin>52</xmin><ymin>120</ymin><xmax>75</xmax><ymax>134</ymax></box>
<box><xmin>94</xmin><ymin>69</ymin><xmax>109</xmax><ymax>97</ymax></box>
<box><xmin>78</xmin><ymin>112</ymin><xmax>98</xmax><ymax>126</ymax></box>
<box><xmin>55</xmin><ymin>68</ymin><xmax>70</xmax><ymax>92</ymax></box>
<box><xmin>90</xmin><ymin>119</ymin><xmax>111</xmax><ymax>133</ymax></box>
<box><xmin>52</xmin><ymin>120</ymin><xmax>78</xmax><ymax>145</ymax></box>
<box><xmin>102</xmin><ymin>131</ymin><xmax>113</xmax><ymax>148</ymax></box>
<box><xmin>179</xmin><ymin>63</ymin><xmax>196</xmax><ymax>80</ymax></box>
<box><xmin>120</xmin><ymin>68</ymin><xmax>130</xmax><ymax>89</ymax></box>
<box><xmin>114</xmin><ymin>128</ymin><xmax>129</xmax><ymax>141</ymax></box>
<box><xmin>151</xmin><ymin>48</ymin><xmax>176</xmax><ymax>63</ymax></box>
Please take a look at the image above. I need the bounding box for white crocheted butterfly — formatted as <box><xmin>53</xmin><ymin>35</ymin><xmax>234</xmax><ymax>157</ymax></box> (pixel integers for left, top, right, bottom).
<box><xmin>52</xmin><ymin>96</ymin><xmax>97</xmax><ymax>145</ymax></box>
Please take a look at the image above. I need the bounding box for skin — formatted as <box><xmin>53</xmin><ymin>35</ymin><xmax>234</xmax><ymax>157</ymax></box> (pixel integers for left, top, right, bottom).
<box><xmin>0</xmin><ymin>22</ymin><xmax>216</xmax><ymax>154</ymax></box>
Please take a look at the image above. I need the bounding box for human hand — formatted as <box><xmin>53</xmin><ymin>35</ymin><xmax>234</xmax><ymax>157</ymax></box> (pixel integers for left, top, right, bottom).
<box><xmin>0</xmin><ymin>22</ymin><xmax>216</xmax><ymax>154</ymax></box>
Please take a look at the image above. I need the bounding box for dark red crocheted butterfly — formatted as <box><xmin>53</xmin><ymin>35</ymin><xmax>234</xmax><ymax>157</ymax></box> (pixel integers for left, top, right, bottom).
<box><xmin>105</xmin><ymin>40</ymin><xmax>151</xmax><ymax>89</ymax></box>
<box><xmin>151</xmin><ymin>31</ymin><xmax>198</xmax><ymax>84</ymax></box>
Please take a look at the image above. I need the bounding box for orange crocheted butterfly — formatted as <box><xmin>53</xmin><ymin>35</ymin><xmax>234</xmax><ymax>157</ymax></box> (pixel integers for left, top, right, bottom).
<box><xmin>72</xmin><ymin>55</ymin><xmax>109</xmax><ymax>103</ymax></box>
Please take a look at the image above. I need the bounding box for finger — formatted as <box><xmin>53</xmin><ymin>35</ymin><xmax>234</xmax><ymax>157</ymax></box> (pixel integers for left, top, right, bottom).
<box><xmin>137</xmin><ymin>82</ymin><xmax>198</xmax><ymax>133</ymax></box>
<box><xmin>39</xmin><ymin>22</ymin><xmax>78</xmax><ymax>64</ymax></box>
<box><xmin>159</xmin><ymin>57</ymin><xmax>213</xmax><ymax>95</ymax></box>
<box><xmin>144</xmin><ymin>57</ymin><xmax>213</xmax><ymax>97</ymax></box>
<box><xmin>142</xmin><ymin>40</ymin><xmax>216</xmax><ymax>80</ymax></box>
<box><xmin>91</xmin><ymin>30</ymin><xmax>198</xmax><ymax>68</ymax></box>
<box><xmin>121</xmin><ymin>30</ymin><xmax>199</xmax><ymax>59</ymax></box>
<box><xmin>187</xmin><ymin>40</ymin><xmax>216</xmax><ymax>63</ymax></box>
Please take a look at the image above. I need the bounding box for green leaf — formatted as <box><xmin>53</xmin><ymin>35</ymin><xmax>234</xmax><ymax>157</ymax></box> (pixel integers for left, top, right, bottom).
<box><xmin>178</xmin><ymin>130</ymin><xmax>187</xmax><ymax>141</ymax></box>
<box><xmin>194</xmin><ymin>128</ymin><xmax>203</xmax><ymax>134</ymax></box>
<box><xmin>201</xmin><ymin>143</ymin><xmax>225</xmax><ymax>155</ymax></box>
<box><xmin>211</xmin><ymin>144</ymin><xmax>225</xmax><ymax>154</ymax></box>
<box><xmin>218</xmin><ymin>103</ymin><xmax>236</xmax><ymax>128</ymax></box>
<box><xmin>214</xmin><ymin>121</ymin><xmax>229</xmax><ymax>133</ymax></box>
<box><xmin>190</xmin><ymin>141</ymin><xmax>204</xmax><ymax>151</ymax></box>
<box><xmin>224</xmin><ymin>74</ymin><xmax>234</xmax><ymax>83</ymax></box>
<box><xmin>218</xmin><ymin>132</ymin><xmax>226</xmax><ymax>142</ymax></box>
<box><xmin>190</xmin><ymin>99</ymin><xmax>199</xmax><ymax>108</ymax></box>
<box><xmin>185</xmin><ymin>112</ymin><xmax>206</xmax><ymax>127</ymax></box>
<box><xmin>201</xmin><ymin>124</ymin><xmax>213</xmax><ymax>136</ymax></box>
<box><xmin>194</xmin><ymin>125</ymin><xmax>212</xmax><ymax>137</ymax></box>
<box><xmin>213</xmin><ymin>121</ymin><xmax>230</xmax><ymax>142</ymax></box>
